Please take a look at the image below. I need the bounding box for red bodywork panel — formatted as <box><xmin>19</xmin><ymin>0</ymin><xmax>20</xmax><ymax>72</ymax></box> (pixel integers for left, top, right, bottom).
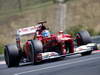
<box><xmin>23</xmin><ymin>33</ymin><xmax>74</xmax><ymax>57</ymax></box>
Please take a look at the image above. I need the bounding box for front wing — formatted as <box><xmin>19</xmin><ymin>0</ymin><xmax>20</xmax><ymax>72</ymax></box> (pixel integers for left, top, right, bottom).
<box><xmin>38</xmin><ymin>43</ymin><xmax>96</xmax><ymax>61</ymax></box>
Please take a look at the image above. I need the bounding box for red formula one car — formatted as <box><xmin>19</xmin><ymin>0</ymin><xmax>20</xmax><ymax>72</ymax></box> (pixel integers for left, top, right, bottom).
<box><xmin>4</xmin><ymin>21</ymin><xmax>96</xmax><ymax>67</ymax></box>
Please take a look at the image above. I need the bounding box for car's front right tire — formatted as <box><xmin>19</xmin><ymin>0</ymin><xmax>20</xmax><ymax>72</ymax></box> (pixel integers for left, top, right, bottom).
<box><xmin>76</xmin><ymin>30</ymin><xmax>92</xmax><ymax>46</ymax></box>
<box><xmin>81</xmin><ymin>51</ymin><xmax>92</xmax><ymax>56</ymax></box>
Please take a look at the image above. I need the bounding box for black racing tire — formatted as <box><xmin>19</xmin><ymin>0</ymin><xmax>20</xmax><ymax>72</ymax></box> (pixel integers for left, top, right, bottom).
<box><xmin>81</xmin><ymin>51</ymin><xmax>92</xmax><ymax>56</ymax></box>
<box><xmin>29</xmin><ymin>40</ymin><xmax>43</xmax><ymax>64</ymax></box>
<box><xmin>30</xmin><ymin>40</ymin><xmax>43</xmax><ymax>53</ymax></box>
<box><xmin>93</xmin><ymin>44</ymin><xmax>98</xmax><ymax>50</ymax></box>
<box><xmin>4</xmin><ymin>44</ymin><xmax>20</xmax><ymax>67</ymax></box>
<box><xmin>76</xmin><ymin>30</ymin><xmax>92</xmax><ymax>46</ymax></box>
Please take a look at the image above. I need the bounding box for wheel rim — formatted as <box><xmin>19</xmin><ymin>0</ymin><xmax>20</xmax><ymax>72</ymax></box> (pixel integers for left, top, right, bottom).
<box><xmin>76</xmin><ymin>33</ymin><xmax>81</xmax><ymax>46</ymax></box>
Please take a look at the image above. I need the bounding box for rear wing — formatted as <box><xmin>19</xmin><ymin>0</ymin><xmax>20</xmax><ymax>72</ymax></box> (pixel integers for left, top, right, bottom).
<box><xmin>16</xmin><ymin>21</ymin><xmax>47</xmax><ymax>36</ymax></box>
<box><xmin>16</xmin><ymin>25</ymin><xmax>40</xmax><ymax>36</ymax></box>
<box><xmin>16</xmin><ymin>25</ymin><xmax>40</xmax><ymax>49</ymax></box>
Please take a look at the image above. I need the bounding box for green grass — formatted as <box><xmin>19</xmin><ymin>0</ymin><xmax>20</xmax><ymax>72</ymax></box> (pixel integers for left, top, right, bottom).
<box><xmin>0</xmin><ymin>45</ymin><xmax>4</xmax><ymax>54</ymax></box>
<box><xmin>0</xmin><ymin>1</ymin><xmax>52</xmax><ymax>16</ymax></box>
<box><xmin>0</xmin><ymin>1</ymin><xmax>53</xmax><ymax>20</ymax></box>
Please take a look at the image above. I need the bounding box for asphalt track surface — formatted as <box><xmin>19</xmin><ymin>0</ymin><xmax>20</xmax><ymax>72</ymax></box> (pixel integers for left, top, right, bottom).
<box><xmin>0</xmin><ymin>51</ymin><xmax>100</xmax><ymax>75</ymax></box>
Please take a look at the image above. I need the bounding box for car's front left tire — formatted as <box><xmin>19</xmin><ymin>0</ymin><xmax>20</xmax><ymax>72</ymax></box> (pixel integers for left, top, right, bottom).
<box><xmin>28</xmin><ymin>40</ymin><xmax>43</xmax><ymax>64</ymax></box>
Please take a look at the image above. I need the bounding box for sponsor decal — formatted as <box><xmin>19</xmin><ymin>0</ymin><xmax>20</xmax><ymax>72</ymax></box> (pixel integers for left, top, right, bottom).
<box><xmin>41</xmin><ymin>52</ymin><xmax>59</xmax><ymax>60</ymax></box>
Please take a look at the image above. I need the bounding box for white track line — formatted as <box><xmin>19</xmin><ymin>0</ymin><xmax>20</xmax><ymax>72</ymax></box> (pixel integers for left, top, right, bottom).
<box><xmin>14</xmin><ymin>56</ymin><xmax>100</xmax><ymax>75</ymax></box>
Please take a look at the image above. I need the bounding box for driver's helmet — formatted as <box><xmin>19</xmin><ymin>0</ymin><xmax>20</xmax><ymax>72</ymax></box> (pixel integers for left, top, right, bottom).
<box><xmin>58</xmin><ymin>31</ymin><xmax>64</xmax><ymax>35</ymax></box>
<box><xmin>42</xmin><ymin>30</ymin><xmax>50</xmax><ymax>37</ymax></box>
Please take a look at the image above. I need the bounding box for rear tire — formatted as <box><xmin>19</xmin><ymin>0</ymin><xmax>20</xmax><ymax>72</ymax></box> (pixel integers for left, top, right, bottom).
<box><xmin>4</xmin><ymin>44</ymin><xmax>20</xmax><ymax>67</ymax></box>
<box><xmin>76</xmin><ymin>30</ymin><xmax>92</xmax><ymax>46</ymax></box>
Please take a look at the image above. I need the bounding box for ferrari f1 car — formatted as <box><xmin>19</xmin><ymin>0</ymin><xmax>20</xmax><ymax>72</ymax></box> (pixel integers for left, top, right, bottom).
<box><xmin>4</xmin><ymin>21</ymin><xmax>96</xmax><ymax>67</ymax></box>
